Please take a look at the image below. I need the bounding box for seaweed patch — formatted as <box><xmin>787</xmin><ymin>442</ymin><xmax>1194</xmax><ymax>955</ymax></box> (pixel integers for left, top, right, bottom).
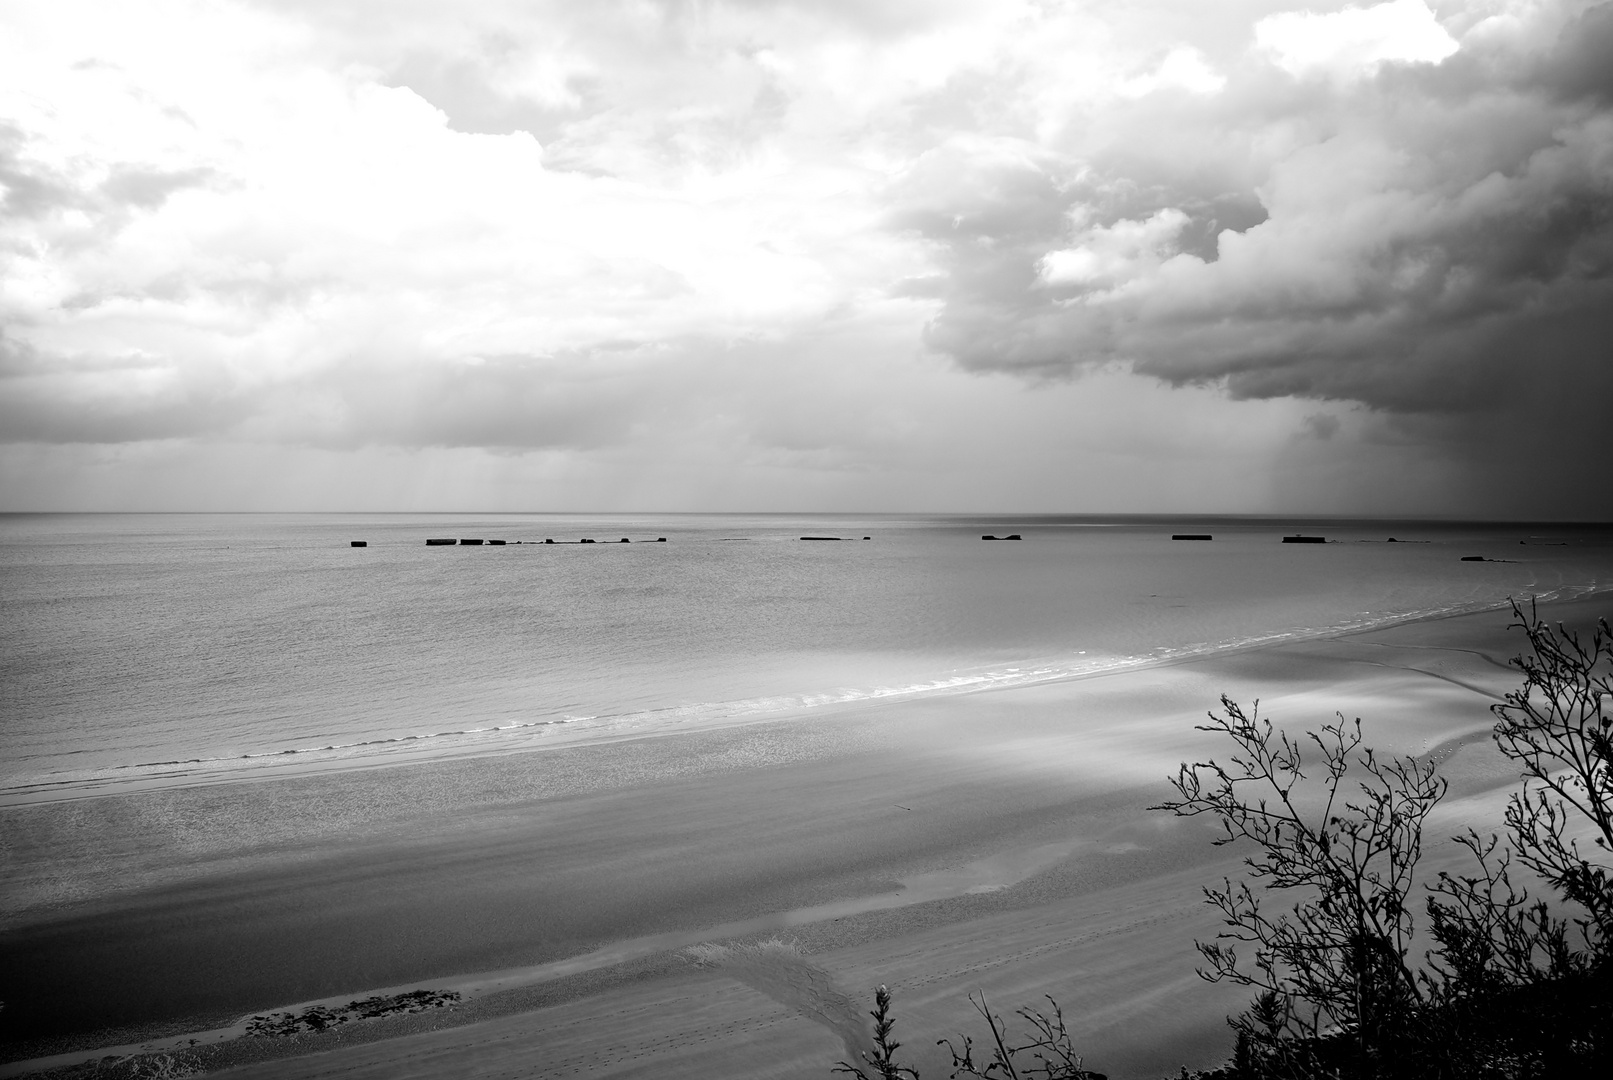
<box><xmin>245</xmin><ymin>989</ymin><xmax>460</xmax><ymax>1037</ymax></box>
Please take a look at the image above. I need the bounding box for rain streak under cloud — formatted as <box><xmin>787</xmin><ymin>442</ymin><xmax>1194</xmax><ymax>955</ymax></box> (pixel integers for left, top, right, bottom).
<box><xmin>1</xmin><ymin>0</ymin><xmax>1609</xmax><ymax>516</ymax></box>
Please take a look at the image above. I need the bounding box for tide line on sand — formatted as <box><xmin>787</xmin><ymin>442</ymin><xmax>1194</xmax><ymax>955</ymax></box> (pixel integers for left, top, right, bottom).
<box><xmin>0</xmin><ymin>838</ymin><xmax>1100</xmax><ymax>1078</ymax></box>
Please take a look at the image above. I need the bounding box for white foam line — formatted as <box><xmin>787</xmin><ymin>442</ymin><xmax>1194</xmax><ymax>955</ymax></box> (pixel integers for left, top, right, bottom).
<box><xmin>5</xmin><ymin>584</ymin><xmax>1608</xmax><ymax>806</ymax></box>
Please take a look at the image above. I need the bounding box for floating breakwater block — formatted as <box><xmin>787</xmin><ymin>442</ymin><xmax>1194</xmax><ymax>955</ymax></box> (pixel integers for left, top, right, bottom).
<box><xmin>800</xmin><ymin>536</ymin><xmax>843</xmax><ymax>540</ymax></box>
<box><xmin>426</xmin><ymin>538</ymin><xmax>456</xmax><ymax>545</ymax></box>
<box><xmin>1172</xmin><ymin>534</ymin><xmax>1212</xmax><ymax>541</ymax></box>
<box><xmin>1282</xmin><ymin>535</ymin><xmax>1326</xmax><ymax>543</ymax></box>
<box><xmin>488</xmin><ymin>539</ymin><xmax>506</xmax><ymax>546</ymax></box>
<box><xmin>580</xmin><ymin>538</ymin><xmax>595</xmax><ymax>544</ymax></box>
<box><xmin>350</xmin><ymin>541</ymin><xmax>367</xmax><ymax>547</ymax></box>
<box><xmin>460</xmin><ymin>538</ymin><xmax>484</xmax><ymax>545</ymax></box>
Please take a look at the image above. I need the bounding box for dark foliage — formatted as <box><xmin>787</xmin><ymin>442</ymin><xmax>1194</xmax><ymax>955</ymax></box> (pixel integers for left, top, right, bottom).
<box><xmin>940</xmin><ymin>993</ymin><xmax>1105</xmax><ymax>1080</ymax></box>
<box><xmin>1153</xmin><ymin>700</ymin><xmax>1443</xmax><ymax>1063</ymax></box>
<box><xmin>1159</xmin><ymin>600</ymin><xmax>1613</xmax><ymax>1078</ymax></box>
<box><xmin>835</xmin><ymin>985</ymin><xmax>920</xmax><ymax>1080</ymax></box>
<box><xmin>835</xmin><ymin>986</ymin><xmax>1104</xmax><ymax>1080</ymax></box>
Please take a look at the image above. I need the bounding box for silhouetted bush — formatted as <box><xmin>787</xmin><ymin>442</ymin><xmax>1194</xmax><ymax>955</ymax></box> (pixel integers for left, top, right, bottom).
<box><xmin>835</xmin><ymin>986</ymin><xmax>1103</xmax><ymax>1080</ymax></box>
<box><xmin>1155</xmin><ymin>699</ymin><xmax>1443</xmax><ymax>1068</ymax></box>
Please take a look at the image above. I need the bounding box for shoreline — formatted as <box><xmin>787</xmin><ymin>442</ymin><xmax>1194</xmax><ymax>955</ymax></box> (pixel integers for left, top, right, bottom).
<box><xmin>3</xmin><ymin>592</ymin><xmax>1611</xmax><ymax>1078</ymax></box>
<box><xmin>6</xmin><ymin>584</ymin><xmax>1605</xmax><ymax>811</ymax></box>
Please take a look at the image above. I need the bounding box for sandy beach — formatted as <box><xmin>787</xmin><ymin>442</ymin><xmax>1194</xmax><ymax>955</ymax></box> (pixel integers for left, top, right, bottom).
<box><xmin>3</xmin><ymin>594</ymin><xmax>1608</xmax><ymax>1079</ymax></box>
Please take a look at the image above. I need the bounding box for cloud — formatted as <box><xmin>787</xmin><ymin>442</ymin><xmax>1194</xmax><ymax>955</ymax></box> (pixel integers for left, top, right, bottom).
<box><xmin>1039</xmin><ymin>208</ymin><xmax>1192</xmax><ymax>289</ymax></box>
<box><xmin>1119</xmin><ymin>47</ymin><xmax>1228</xmax><ymax>98</ymax></box>
<box><xmin>2</xmin><ymin>0</ymin><xmax>1610</xmax><ymax>515</ymax></box>
<box><xmin>1255</xmin><ymin>0</ymin><xmax>1460</xmax><ymax>80</ymax></box>
<box><xmin>0</xmin><ymin>122</ymin><xmax>79</xmax><ymax>219</ymax></box>
<box><xmin>0</xmin><ymin>329</ymin><xmax>251</xmax><ymax>443</ymax></box>
<box><xmin>99</xmin><ymin>165</ymin><xmax>217</xmax><ymax>210</ymax></box>
<box><xmin>907</xmin><ymin>1</ymin><xmax>1613</xmax><ymax>424</ymax></box>
<box><xmin>1302</xmin><ymin>412</ymin><xmax>1341</xmax><ymax>440</ymax></box>
<box><xmin>1545</xmin><ymin>0</ymin><xmax>1613</xmax><ymax>102</ymax></box>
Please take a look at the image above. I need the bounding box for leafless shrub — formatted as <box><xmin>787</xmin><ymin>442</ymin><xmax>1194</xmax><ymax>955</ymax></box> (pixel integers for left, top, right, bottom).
<box><xmin>1153</xmin><ymin>699</ymin><xmax>1443</xmax><ymax>1068</ymax></box>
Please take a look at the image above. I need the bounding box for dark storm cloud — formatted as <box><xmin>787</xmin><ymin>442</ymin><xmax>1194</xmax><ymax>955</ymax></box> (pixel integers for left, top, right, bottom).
<box><xmin>888</xmin><ymin>148</ymin><xmax>1079</xmax><ymax>377</ymax></box>
<box><xmin>1540</xmin><ymin>1</ymin><xmax>1613</xmax><ymax>103</ymax></box>
<box><xmin>905</xmin><ymin>4</ymin><xmax>1613</xmax><ymax>422</ymax></box>
<box><xmin>895</xmin><ymin>152</ymin><xmax>1274</xmax><ymax>380</ymax></box>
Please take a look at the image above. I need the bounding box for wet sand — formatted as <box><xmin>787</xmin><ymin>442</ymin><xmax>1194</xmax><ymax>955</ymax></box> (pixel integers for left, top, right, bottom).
<box><xmin>2</xmin><ymin>595</ymin><xmax>1606</xmax><ymax>1079</ymax></box>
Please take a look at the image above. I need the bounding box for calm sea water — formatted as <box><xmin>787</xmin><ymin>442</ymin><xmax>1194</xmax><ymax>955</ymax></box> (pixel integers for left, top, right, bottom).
<box><xmin>3</xmin><ymin>514</ymin><xmax>1611</xmax><ymax>804</ymax></box>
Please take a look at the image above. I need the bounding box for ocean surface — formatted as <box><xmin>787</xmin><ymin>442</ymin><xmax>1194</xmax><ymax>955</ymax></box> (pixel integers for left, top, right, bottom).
<box><xmin>3</xmin><ymin>513</ymin><xmax>1612</xmax><ymax>805</ymax></box>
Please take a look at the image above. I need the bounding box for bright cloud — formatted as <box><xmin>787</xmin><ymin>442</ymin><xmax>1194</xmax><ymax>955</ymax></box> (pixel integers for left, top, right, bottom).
<box><xmin>1256</xmin><ymin>0</ymin><xmax>1461</xmax><ymax>79</ymax></box>
<box><xmin>1039</xmin><ymin>209</ymin><xmax>1193</xmax><ymax>290</ymax></box>
<box><xmin>1119</xmin><ymin>47</ymin><xmax>1228</xmax><ymax>98</ymax></box>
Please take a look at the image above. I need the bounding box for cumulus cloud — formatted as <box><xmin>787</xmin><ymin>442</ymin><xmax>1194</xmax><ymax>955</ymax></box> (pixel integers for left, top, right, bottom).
<box><xmin>907</xmin><ymin>2</ymin><xmax>1613</xmax><ymax>426</ymax></box>
<box><xmin>1039</xmin><ymin>208</ymin><xmax>1192</xmax><ymax>290</ymax></box>
<box><xmin>1256</xmin><ymin>0</ymin><xmax>1460</xmax><ymax>79</ymax></box>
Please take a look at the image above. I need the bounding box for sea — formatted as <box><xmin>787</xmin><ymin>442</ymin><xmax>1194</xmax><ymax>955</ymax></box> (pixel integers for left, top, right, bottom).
<box><xmin>3</xmin><ymin>513</ymin><xmax>1612</xmax><ymax>807</ymax></box>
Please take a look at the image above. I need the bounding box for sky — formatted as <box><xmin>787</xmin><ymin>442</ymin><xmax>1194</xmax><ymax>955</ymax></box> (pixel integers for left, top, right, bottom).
<box><xmin>1</xmin><ymin>0</ymin><xmax>1609</xmax><ymax>516</ymax></box>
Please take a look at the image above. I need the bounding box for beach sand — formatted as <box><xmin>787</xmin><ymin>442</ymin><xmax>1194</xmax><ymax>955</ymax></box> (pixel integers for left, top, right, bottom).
<box><xmin>3</xmin><ymin>595</ymin><xmax>1607</xmax><ymax>1079</ymax></box>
